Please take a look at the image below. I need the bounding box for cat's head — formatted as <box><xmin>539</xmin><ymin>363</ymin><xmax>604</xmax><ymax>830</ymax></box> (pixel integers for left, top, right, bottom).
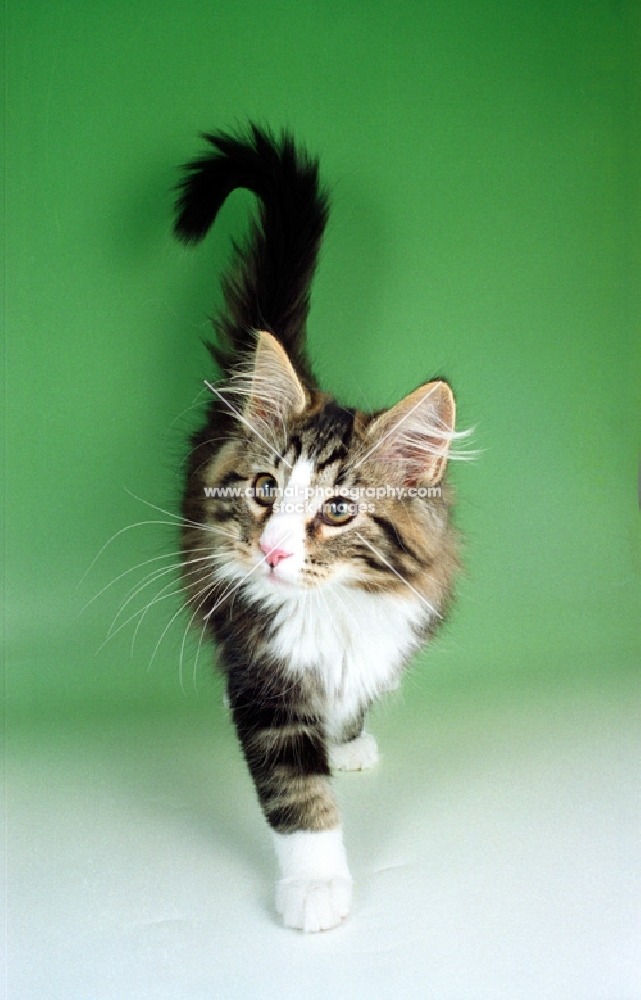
<box><xmin>187</xmin><ymin>332</ymin><xmax>465</xmax><ymax>604</ymax></box>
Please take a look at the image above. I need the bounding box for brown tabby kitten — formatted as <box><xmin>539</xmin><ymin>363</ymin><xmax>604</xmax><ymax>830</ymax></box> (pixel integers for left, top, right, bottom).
<box><xmin>174</xmin><ymin>125</ymin><xmax>465</xmax><ymax>932</ymax></box>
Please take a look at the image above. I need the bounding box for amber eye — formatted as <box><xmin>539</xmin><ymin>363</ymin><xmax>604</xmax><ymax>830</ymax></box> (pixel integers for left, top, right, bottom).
<box><xmin>321</xmin><ymin>497</ymin><xmax>356</xmax><ymax>526</ymax></box>
<box><xmin>253</xmin><ymin>472</ymin><xmax>278</xmax><ymax>507</ymax></box>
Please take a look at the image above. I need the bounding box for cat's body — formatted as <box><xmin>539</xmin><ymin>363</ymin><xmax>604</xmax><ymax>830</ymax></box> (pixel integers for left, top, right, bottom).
<box><xmin>174</xmin><ymin>125</ymin><xmax>463</xmax><ymax>932</ymax></box>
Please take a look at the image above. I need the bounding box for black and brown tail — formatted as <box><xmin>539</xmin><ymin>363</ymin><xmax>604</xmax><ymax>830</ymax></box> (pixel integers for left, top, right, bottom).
<box><xmin>174</xmin><ymin>123</ymin><xmax>328</xmax><ymax>384</ymax></box>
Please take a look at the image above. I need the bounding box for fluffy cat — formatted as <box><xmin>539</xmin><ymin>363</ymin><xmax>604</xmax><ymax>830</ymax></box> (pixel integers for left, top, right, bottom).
<box><xmin>174</xmin><ymin>125</ymin><xmax>465</xmax><ymax>932</ymax></box>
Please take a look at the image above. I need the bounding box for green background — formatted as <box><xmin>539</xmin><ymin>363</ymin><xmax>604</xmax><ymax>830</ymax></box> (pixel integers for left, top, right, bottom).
<box><xmin>4</xmin><ymin>4</ymin><xmax>640</xmax><ymax>995</ymax></box>
<box><xmin>5</xmin><ymin>0</ymin><xmax>640</xmax><ymax>720</ymax></box>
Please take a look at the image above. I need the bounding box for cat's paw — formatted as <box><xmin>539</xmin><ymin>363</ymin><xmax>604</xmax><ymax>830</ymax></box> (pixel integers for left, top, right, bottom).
<box><xmin>275</xmin><ymin>877</ymin><xmax>352</xmax><ymax>932</ymax></box>
<box><xmin>273</xmin><ymin>828</ymin><xmax>351</xmax><ymax>931</ymax></box>
<box><xmin>330</xmin><ymin>732</ymin><xmax>379</xmax><ymax>771</ymax></box>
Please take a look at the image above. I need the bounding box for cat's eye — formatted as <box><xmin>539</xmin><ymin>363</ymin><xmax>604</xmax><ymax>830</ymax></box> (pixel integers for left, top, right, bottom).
<box><xmin>321</xmin><ymin>497</ymin><xmax>356</xmax><ymax>526</ymax></box>
<box><xmin>253</xmin><ymin>472</ymin><xmax>278</xmax><ymax>507</ymax></box>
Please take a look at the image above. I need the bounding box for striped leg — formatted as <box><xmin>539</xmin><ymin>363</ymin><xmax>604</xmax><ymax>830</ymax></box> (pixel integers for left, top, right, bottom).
<box><xmin>229</xmin><ymin>675</ymin><xmax>352</xmax><ymax>932</ymax></box>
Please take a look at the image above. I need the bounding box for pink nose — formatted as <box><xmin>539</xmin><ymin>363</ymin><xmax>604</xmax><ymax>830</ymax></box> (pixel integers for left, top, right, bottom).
<box><xmin>260</xmin><ymin>541</ymin><xmax>293</xmax><ymax>568</ymax></box>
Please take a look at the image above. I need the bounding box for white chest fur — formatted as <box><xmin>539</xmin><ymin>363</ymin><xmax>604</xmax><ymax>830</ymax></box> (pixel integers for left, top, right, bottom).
<box><xmin>250</xmin><ymin>583</ymin><xmax>428</xmax><ymax>737</ymax></box>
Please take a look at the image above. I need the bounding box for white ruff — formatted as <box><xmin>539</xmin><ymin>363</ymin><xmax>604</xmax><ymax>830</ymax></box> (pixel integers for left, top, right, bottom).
<box><xmin>243</xmin><ymin>578</ymin><xmax>428</xmax><ymax>737</ymax></box>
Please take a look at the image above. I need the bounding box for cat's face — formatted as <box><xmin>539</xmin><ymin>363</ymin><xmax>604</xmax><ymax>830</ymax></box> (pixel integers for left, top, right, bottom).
<box><xmin>188</xmin><ymin>333</ymin><xmax>460</xmax><ymax>604</ymax></box>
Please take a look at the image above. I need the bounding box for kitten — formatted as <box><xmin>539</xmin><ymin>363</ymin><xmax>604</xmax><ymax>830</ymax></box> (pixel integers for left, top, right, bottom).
<box><xmin>174</xmin><ymin>125</ymin><xmax>464</xmax><ymax>932</ymax></box>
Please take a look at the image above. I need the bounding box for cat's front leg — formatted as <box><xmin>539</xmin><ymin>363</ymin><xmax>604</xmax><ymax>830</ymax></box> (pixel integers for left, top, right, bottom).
<box><xmin>228</xmin><ymin>674</ymin><xmax>352</xmax><ymax>932</ymax></box>
<box><xmin>326</xmin><ymin>707</ymin><xmax>379</xmax><ymax>772</ymax></box>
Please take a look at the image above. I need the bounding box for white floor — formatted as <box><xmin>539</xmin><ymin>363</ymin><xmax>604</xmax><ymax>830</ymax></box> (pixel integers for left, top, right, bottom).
<box><xmin>6</xmin><ymin>674</ymin><xmax>640</xmax><ymax>999</ymax></box>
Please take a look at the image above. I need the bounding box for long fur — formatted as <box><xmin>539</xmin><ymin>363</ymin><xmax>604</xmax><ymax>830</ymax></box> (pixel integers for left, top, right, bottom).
<box><xmin>174</xmin><ymin>123</ymin><xmax>328</xmax><ymax>384</ymax></box>
<box><xmin>174</xmin><ymin>125</ymin><xmax>466</xmax><ymax>933</ymax></box>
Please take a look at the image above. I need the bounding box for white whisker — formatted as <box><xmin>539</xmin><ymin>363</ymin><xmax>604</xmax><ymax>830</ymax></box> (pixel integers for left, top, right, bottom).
<box><xmin>204</xmin><ymin>379</ymin><xmax>292</xmax><ymax>468</ymax></box>
<box><xmin>78</xmin><ymin>520</ymin><xmax>189</xmax><ymax>585</ymax></box>
<box><xmin>179</xmin><ymin>576</ymin><xmax>221</xmax><ymax>692</ymax></box>
<box><xmin>192</xmin><ymin>622</ymin><xmax>208</xmax><ymax>692</ymax></box>
<box><xmin>178</xmin><ymin>435</ymin><xmax>230</xmax><ymax>474</ymax></box>
<box><xmin>106</xmin><ymin>554</ymin><xmax>215</xmax><ymax>640</ymax></box>
<box><xmin>352</xmin><ymin>383</ymin><xmax>439</xmax><ymax>471</ymax></box>
<box><xmin>129</xmin><ymin>561</ymin><xmax>217</xmax><ymax>656</ymax></box>
<box><xmin>98</xmin><ymin>561</ymin><xmax>214</xmax><ymax>658</ymax></box>
<box><xmin>167</xmin><ymin>389</ymin><xmax>211</xmax><ymax>431</ymax></box>
<box><xmin>94</xmin><ymin>585</ymin><xmax>184</xmax><ymax>653</ymax></box>
<box><xmin>80</xmin><ymin>546</ymin><xmax>214</xmax><ymax>615</ymax></box>
<box><xmin>149</xmin><ymin>572</ymin><xmax>216</xmax><ymax>680</ymax></box>
<box><xmin>123</xmin><ymin>488</ymin><xmax>236</xmax><ymax>535</ymax></box>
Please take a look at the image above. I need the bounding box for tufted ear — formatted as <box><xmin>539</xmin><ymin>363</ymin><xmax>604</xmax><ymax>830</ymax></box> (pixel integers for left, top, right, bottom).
<box><xmin>244</xmin><ymin>331</ymin><xmax>307</xmax><ymax>426</ymax></box>
<box><xmin>364</xmin><ymin>380</ymin><xmax>456</xmax><ymax>486</ymax></box>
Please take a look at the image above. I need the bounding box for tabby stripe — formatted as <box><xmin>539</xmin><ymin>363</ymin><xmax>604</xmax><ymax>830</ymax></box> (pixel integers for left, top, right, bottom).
<box><xmin>371</xmin><ymin>515</ymin><xmax>420</xmax><ymax>562</ymax></box>
<box><xmin>288</xmin><ymin>435</ymin><xmax>303</xmax><ymax>462</ymax></box>
<box><xmin>230</xmin><ymin>683</ymin><xmax>337</xmax><ymax>833</ymax></box>
<box><xmin>355</xmin><ymin>553</ymin><xmax>387</xmax><ymax>572</ymax></box>
<box><xmin>266</xmin><ymin>802</ymin><xmax>338</xmax><ymax>832</ymax></box>
<box><xmin>339</xmin><ymin>418</ymin><xmax>355</xmax><ymax>448</ymax></box>
<box><xmin>355</xmin><ymin>547</ymin><xmax>408</xmax><ymax>576</ymax></box>
<box><xmin>315</xmin><ymin>444</ymin><xmax>348</xmax><ymax>472</ymax></box>
<box><xmin>213</xmin><ymin>508</ymin><xmax>237</xmax><ymax>523</ymax></box>
<box><xmin>217</xmin><ymin>470</ymin><xmax>244</xmax><ymax>487</ymax></box>
<box><xmin>260</xmin><ymin>774</ymin><xmax>338</xmax><ymax>832</ymax></box>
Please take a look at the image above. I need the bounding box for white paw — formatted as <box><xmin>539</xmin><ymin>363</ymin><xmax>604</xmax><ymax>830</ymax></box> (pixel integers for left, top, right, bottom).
<box><xmin>329</xmin><ymin>732</ymin><xmax>379</xmax><ymax>771</ymax></box>
<box><xmin>276</xmin><ymin>877</ymin><xmax>352</xmax><ymax>932</ymax></box>
<box><xmin>272</xmin><ymin>828</ymin><xmax>352</xmax><ymax>931</ymax></box>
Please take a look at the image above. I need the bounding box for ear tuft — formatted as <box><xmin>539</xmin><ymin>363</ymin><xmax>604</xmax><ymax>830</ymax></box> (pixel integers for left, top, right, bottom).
<box><xmin>364</xmin><ymin>381</ymin><xmax>456</xmax><ymax>486</ymax></box>
<box><xmin>212</xmin><ymin>332</ymin><xmax>307</xmax><ymax>446</ymax></box>
<box><xmin>245</xmin><ymin>331</ymin><xmax>307</xmax><ymax>424</ymax></box>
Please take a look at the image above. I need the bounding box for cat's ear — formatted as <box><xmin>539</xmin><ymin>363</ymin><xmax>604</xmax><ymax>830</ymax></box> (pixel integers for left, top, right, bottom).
<box><xmin>364</xmin><ymin>381</ymin><xmax>456</xmax><ymax>487</ymax></box>
<box><xmin>244</xmin><ymin>331</ymin><xmax>307</xmax><ymax>425</ymax></box>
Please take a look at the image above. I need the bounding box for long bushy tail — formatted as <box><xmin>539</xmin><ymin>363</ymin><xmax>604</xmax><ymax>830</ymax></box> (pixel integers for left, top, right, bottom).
<box><xmin>174</xmin><ymin>124</ymin><xmax>328</xmax><ymax>383</ymax></box>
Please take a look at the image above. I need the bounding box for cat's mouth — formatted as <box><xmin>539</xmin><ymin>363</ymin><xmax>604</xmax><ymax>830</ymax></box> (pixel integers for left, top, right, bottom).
<box><xmin>263</xmin><ymin>564</ymin><xmax>298</xmax><ymax>588</ymax></box>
